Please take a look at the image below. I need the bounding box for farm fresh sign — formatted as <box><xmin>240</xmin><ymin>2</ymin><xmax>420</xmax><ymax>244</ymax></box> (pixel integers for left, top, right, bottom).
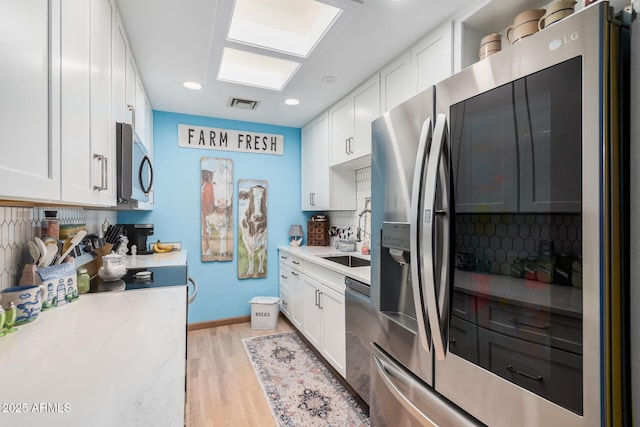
<box><xmin>178</xmin><ymin>124</ymin><xmax>284</xmax><ymax>155</ymax></box>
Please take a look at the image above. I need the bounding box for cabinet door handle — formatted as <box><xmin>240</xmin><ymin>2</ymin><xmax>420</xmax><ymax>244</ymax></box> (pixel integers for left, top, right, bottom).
<box><xmin>102</xmin><ymin>155</ymin><xmax>108</xmax><ymax>191</ymax></box>
<box><xmin>128</xmin><ymin>104</ymin><xmax>136</xmax><ymax>130</ymax></box>
<box><xmin>318</xmin><ymin>291</ymin><xmax>323</xmax><ymax>309</ymax></box>
<box><xmin>345</xmin><ymin>138</ymin><xmax>349</xmax><ymax>155</ymax></box>
<box><xmin>349</xmin><ymin>137</ymin><xmax>354</xmax><ymax>154</ymax></box>
<box><xmin>506</xmin><ymin>365</ymin><xmax>543</xmax><ymax>382</ymax></box>
<box><xmin>282</xmin><ymin>300</ymin><xmax>288</xmax><ymax>307</ymax></box>
<box><xmin>93</xmin><ymin>154</ymin><xmax>106</xmax><ymax>190</ymax></box>
<box><xmin>281</xmin><ymin>274</ymin><xmax>287</xmax><ymax>279</ymax></box>
<box><xmin>315</xmin><ymin>289</ymin><xmax>319</xmax><ymax>307</ymax></box>
<box><xmin>510</xmin><ymin>318</ymin><xmax>551</xmax><ymax>331</ymax></box>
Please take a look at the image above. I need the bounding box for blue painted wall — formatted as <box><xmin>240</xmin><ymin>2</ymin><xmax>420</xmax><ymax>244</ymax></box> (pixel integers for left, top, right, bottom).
<box><xmin>119</xmin><ymin>111</ymin><xmax>306</xmax><ymax>324</ymax></box>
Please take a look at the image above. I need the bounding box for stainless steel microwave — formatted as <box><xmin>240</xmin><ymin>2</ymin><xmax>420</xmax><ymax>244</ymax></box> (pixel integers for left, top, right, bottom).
<box><xmin>116</xmin><ymin>122</ymin><xmax>153</xmax><ymax>203</ymax></box>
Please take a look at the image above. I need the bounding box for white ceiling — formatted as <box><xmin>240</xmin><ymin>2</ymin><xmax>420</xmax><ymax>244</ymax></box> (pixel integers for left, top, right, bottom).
<box><xmin>115</xmin><ymin>0</ymin><xmax>474</xmax><ymax>128</ymax></box>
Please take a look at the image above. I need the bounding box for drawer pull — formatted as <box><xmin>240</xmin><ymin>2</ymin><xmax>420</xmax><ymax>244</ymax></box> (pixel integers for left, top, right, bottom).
<box><xmin>292</xmin><ymin>261</ymin><xmax>300</xmax><ymax>265</ymax></box>
<box><xmin>507</xmin><ymin>365</ymin><xmax>543</xmax><ymax>382</ymax></box>
<box><xmin>511</xmin><ymin>318</ymin><xmax>551</xmax><ymax>331</ymax></box>
<box><xmin>281</xmin><ymin>255</ymin><xmax>288</xmax><ymax>260</ymax></box>
<box><xmin>281</xmin><ymin>275</ymin><xmax>287</xmax><ymax>279</ymax></box>
<box><xmin>292</xmin><ymin>271</ymin><xmax>299</xmax><ymax>277</ymax></box>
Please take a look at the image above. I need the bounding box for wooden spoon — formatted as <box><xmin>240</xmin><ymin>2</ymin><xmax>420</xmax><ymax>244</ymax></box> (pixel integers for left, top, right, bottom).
<box><xmin>55</xmin><ymin>230</ymin><xmax>87</xmax><ymax>265</ymax></box>
<box><xmin>34</xmin><ymin>237</ymin><xmax>48</xmax><ymax>263</ymax></box>
<box><xmin>38</xmin><ymin>244</ymin><xmax>58</xmax><ymax>268</ymax></box>
<box><xmin>28</xmin><ymin>241</ymin><xmax>41</xmax><ymax>264</ymax></box>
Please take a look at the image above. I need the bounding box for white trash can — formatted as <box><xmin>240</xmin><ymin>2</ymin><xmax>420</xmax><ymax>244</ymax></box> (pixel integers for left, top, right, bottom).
<box><xmin>249</xmin><ymin>296</ymin><xmax>280</xmax><ymax>330</ymax></box>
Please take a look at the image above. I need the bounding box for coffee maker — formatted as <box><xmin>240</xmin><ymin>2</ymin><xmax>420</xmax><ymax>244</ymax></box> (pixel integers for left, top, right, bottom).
<box><xmin>120</xmin><ymin>223</ymin><xmax>154</xmax><ymax>254</ymax></box>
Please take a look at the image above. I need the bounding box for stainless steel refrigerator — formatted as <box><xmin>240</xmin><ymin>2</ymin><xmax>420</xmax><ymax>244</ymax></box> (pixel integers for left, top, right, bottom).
<box><xmin>370</xmin><ymin>2</ymin><xmax>631</xmax><ymax>426</ymax></box>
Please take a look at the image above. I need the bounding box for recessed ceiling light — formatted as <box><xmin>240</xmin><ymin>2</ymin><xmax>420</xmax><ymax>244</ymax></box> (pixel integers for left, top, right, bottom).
<box><xmin>218</xmin><ymin>48</ymin><xmax>300</xmax><ymax>91</ymax></box>
<box><xmin>183</xmin><ymin>81</ymin><xmax>202</xmax><ymax>90</ymax></box>
<box><xmin>284</xmin><ymin>98</ymin><xmax>300</xmax><ymax>106</ymax></box>
<box><xmin>228</xmin><ymin>0</ymin><xmax>342</xmax><ymax>58</ymax></box>
<box><xmin>322</xmin><ymin>76</ymin><xmax>337</xmax><ymax>84</ymax></box>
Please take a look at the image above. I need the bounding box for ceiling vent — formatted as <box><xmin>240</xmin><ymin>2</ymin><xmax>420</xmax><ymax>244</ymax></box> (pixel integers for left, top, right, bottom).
<box><xmin>228</xmin><ymin>97</ymin><xmax>260</xmax><ymax>110</ymax></box>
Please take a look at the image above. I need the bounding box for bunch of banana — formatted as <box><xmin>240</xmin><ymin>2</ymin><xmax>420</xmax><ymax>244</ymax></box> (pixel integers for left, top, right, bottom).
<box><xmin>152</xmin><ymin>240</ymin><xmax>175</xmax><ymax>253</ymax></box>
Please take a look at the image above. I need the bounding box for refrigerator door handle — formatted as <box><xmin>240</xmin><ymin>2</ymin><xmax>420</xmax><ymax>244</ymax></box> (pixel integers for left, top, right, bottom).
<box><xmin>409</xmin><ymin>116</ymin><xmax>433</xmax><ymax>354</ymax></box>
<box><xmin>372</xmin><ymin>348</ymin><xmax>480</xmax><ymax>426</ymax></box>
<box><xmin>421</xmin><ymin>113</ymin><xmax>449</xmax><ymax>360</ymax></box>
<box><xmin>372</xmin><ymin>352</ymin><xmax>437</xmax><ymax>424</ymax></box>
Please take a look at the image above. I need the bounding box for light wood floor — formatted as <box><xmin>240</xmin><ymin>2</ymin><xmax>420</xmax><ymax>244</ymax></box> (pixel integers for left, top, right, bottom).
<box><xmin>186</xmin><ymin>317</ymin><xmax>294</xmax><ymax>427</ymax></box>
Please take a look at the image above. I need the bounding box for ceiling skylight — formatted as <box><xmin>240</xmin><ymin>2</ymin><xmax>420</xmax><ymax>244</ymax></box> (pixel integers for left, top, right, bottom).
<box><xmin>227</xmin><ymin>0</ymin><xmax>342</xmax><ymax>58</ymax></box>
<box><xmin>218</xmin><ymin>48</ymin><xmax>300</xmax><ymax>91</ymax></box>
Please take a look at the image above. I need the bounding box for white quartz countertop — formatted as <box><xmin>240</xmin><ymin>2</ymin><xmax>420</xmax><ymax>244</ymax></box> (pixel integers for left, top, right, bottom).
<box><xmin>122</xmin><ymin>250</ymin><xmax>187</xmax><ymax>269</ymax></box>
<box><xmin>0</xmin><ymin>287</ymin><xmax>187</xmax><ymax>427</ymax></box>
<box><xmin>455</xmin><ymin>269</ymin><xmax>582</xmax><ymax>317</ymax></box>
<box><xmin>278</xmin><ymin>245</ymin><xmax>371</xmax><ymax>284</ymax></box>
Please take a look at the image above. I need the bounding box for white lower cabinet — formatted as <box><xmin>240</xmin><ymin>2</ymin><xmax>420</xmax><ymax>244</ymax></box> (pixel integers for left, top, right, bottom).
<box><xmin>317</xmin><ymin>284</ymin><xmax>346</xmax><ymax>375</ymax></box>
<box><xmin>301</xmin><ymin>271</ymin><xmax>346</xmax><ymax>377</ymax></box>
<box><xmin>278</xmin><ymin>253</ymin><xmax>303</xmax><ymax>329</ymax></box>
<box><xmin>278</xmin><ymin>250</ymin><xmax>347</xmax><ymax>377</ymax></box>
<box><xmin>290</xmin><ymin>267</ymin><xmax>303</xmax><ymax>330</ymax></box>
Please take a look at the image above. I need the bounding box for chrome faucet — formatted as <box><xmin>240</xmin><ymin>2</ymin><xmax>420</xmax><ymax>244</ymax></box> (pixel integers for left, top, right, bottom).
<box><xmin>356</xmin><ymin>209</ymin><xmax>371</xmax><ymax>242</ymax></box>
<box><xmin>356</xmin><ymin>197</ymin><xmax>372</xmax><ymax>242</ymax></box>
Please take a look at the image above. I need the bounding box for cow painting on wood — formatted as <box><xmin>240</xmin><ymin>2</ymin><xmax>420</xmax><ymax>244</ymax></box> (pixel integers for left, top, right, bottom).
<box><xmin>237</xmin><ymin>179</ymin><xmax>268</xmax><ymax>279</ymax></box>
<box><xmin>201</xmin><ymin>158</ymin><xmax>233</xmax><ymax>262</ymax></box>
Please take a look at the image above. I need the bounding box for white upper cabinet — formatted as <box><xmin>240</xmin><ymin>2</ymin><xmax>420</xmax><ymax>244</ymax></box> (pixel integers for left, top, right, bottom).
<box><xmin>0</xmin><ymin>0</ymin><xmax>146</xmax><ymax>207</ymax></box>
<box><xmin>113</xmin><ymin>9</ymin><xmax>154</xmax><ymax>210</ymax></box>
<box><xmin>380</xmin><ymin>20</ymin><xmax>454</xmax><ymax>116</ymax></box>
<box><xmin>329</xmin><ymin>74</ymin><xmax>380</xmax><ymax>168</ymax></box>
<box><xmin>60</xmin><ymin>0</ymin><xmax>115</xmax><ymax>206</ymax></box>
<box><xmin>301</xmin><ymin>112</ymin><xmax>356</xmax><ymax>211</ymax></box>
<box><xmin>112</xmin><ymin>13</ymin><xmax>127</xmax><ymax>124</ymax></box>
<box><xmin>0</xmin><ymin>0</ymin><xmax>61</xmax><ymax>202</ymax></box>
<box><xmin>91</xmin><ymin>0</ymin><xmax>116</xmax><ymax>206</ymax></box>
<box><xmin>60</xmin><ymin>0</ymin><xmax>92</xmax><ymax>203</ymax></box>
<box><xmin>301</xmin><ymin>113</ymin><xmax>330</xmax><ymax>211</ymax></box>
<box><xmin>412</xmin><ymin>20</ymin><xmax>453</xmax><ymax>93</ymax></box>
<box><xmin>380</xmin><ymin>51</ymin><xmax>416</xmax><ymax>114</ymax></box>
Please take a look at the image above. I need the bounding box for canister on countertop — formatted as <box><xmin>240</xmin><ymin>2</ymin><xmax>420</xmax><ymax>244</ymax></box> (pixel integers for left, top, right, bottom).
<box><xmin>77</xmin><ymin>267</ymin><xmax>90</xmax><ymax>294</ymax></box>
<box><xmin>555</xmin><ymin>253</ymin><xmax>574</xmax><ymax>286</ymax></box>
<box><xmin>524</xmin><ymin>255</ymin><xmax>538</xmax><ymax>281</ymax></box>
<box><xmin>537</xmin><ymin>252</ymin><xmax>556</xmax><ymax>283</ymax></box>
<box><xmin>41</xmin><ymin>210</ymin><xmax>59</xmax><ymax>240</ymax></box>
<box><xmin>510</xmin><ymin>259</ymin><xmax>525</xmax><ymax>278</ymax></box>
<box><xmin>571</xmin><ymin>256</ymin><xmax>582</xmax><ymax>288</ymax></box>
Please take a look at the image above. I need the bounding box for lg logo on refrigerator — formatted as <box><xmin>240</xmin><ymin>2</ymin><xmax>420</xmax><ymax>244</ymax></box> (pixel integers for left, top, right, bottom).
<box><xmin>549</xmin><ymin>32</ymin><xmax>580</xmax><ymax>50</ymax></box>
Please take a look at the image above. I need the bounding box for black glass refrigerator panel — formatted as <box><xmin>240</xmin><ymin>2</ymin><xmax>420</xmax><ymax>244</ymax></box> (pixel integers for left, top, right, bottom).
<box><xmin>449</xmin><ymin>57</ymin><xmax>583</xmax><ymax>414</ymax></box>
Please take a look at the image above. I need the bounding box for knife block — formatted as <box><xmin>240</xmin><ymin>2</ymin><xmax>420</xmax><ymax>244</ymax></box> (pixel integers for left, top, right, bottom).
<box><xmin>307</xmin><ymin>221</ymin><xmax>330</xmax><ymax>246</ymax></box>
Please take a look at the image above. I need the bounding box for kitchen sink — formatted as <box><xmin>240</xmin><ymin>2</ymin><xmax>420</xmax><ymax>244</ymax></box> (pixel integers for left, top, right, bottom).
<box><xmin>321</xmin><ymin>255</ymin><xmax>370</xmax><ymax>268</ymax></box>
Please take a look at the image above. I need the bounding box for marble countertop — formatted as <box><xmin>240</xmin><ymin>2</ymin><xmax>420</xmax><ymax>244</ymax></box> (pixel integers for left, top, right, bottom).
<box><xmin>454</xmin><ymin>269</ymin><xmax>582</xmax><ymax>317</ymax></box>
<box><xmin>0</xmin><ymin>287</ymin><xmax>187</xmax><ymax>427</ymax></box>
<box><xmin>122</xmin><ymin>250</ymin><xmax>187</xmax><ymax>269</ymax></box>
<box><xmin>278</xmin><ymin>245</ymin><xmax>371</xmax><ymax>285</ymax></box>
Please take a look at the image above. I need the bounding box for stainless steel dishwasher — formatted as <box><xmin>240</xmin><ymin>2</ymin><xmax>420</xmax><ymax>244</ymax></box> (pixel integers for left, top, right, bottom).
<box><xmin>345</xmin><ymin>276</ymin><xmax>377</xmax><ymax>406</ymax></box>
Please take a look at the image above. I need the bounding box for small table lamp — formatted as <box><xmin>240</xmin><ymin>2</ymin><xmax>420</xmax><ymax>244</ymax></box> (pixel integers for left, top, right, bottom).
<box><xmin>288</xmin><ymin>225</ymin><xmax>304</xmax><ymax>246</ymax></box>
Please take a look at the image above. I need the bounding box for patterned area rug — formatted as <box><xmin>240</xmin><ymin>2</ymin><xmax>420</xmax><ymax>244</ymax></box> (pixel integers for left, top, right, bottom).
<box><xmin>243</xmin><ymin>331</ymin><xmax>370</xmax><ymax>426</ymax></box>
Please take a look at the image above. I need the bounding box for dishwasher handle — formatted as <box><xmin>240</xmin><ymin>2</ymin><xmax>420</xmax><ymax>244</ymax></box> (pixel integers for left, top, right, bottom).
<box><xmin>345</xmin><ymin>277</ymin><xmax>370</xmax><ymax>297</ymax></box>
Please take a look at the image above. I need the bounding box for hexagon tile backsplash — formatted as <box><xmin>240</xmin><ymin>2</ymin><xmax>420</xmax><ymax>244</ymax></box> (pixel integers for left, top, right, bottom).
<box><xmin>0</xmin><ymin>206</ymin><xmax>117</xmax><ymax>291</ymax></box>
<box><xmin>455</xmin><ymin>213</ymin><xmax>582</xmax><ymax>276</ymax></box>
